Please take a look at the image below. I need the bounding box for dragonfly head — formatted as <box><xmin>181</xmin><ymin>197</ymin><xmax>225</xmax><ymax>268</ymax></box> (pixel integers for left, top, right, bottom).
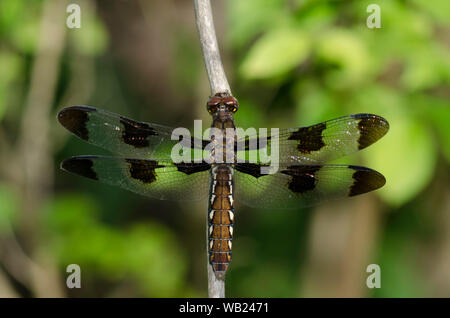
<box><xmin>207</xmin><ymin>93</ymin><xmax>238</xmax><ymax>121</ymax></box>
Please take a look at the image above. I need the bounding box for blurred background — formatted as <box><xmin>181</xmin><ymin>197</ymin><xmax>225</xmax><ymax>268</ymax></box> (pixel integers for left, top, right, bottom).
<box><xmin>0</xmin><ymin>0</ymin><xmax>449</xmax><ymax>297</ymax></box>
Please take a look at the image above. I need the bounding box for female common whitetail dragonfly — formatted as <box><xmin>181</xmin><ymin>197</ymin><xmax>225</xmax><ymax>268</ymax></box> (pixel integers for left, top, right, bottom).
<box><xmin>58</xmin><ymin>93</ymin><xmax>389</xmax><ymax>279</ymax></box>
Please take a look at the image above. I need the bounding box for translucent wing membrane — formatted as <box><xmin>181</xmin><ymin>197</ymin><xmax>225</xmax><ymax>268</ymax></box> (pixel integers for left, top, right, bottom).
<box><xmin>61</xmin><ymin>156</ymin><xmax>211</xmax><ymax>201</ymax></box>
<box><xmin>236</xmin><ymin>114</ymin><xmax>389</xmax><ymax>164</ymax></box>
<box><xmin>234</xmin><ymin>163</ymin><xmax>385</xmax><ymax>209</ymax></box>
<box><xmin>58</xmin><ymin>107</ymin><xmax>388</xmax><ymax>208</ymax></box>
<box><xmin>58</xmin><ymin>106</ymin><xmax>208</xmax><ymax>160</ymax></box>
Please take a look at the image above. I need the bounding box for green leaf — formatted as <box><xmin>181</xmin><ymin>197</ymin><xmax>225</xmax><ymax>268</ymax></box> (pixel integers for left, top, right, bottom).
<box><xmin>240</xmin><ymin>28</ymin><xmax>310</xmax><ymax>79</ymax></box>
<box><xmin>293</xmin><ymin>81</ymin><xmax>342</xmax><ymax>126</ymax></box>
<box><xmin>413</xmin><ymin>94</ymin><xmax>450</xmax><ymax>163</ymax></box>
<box><xmin>70</xmin><ymin>13</ymin><xmax>108</xmax><ymax>56</ymax></box>
<box><xmin>233</xmin><ymin>98</ymin><xmax>265</xmax><ymax>128</ymax></box>
<box><xmin>316</xmin><ymin>29</ymin><xmax>372</xmax><ymax>88</ymax></box>
<box><xmin>44</xmin><ymin>193</ymin><xmax>187</xmax><ymax>296</ymax></box>
<box><xmin>364</xmin><ymin>116</ymin><xmax>436</xmax><ymax>207</ymax></box>
<box><xmin>411</xmin><ymin>0</ymin><xmax>450</xmax><ymax>26</ymax></box>
<box><xmin>11</xmin><ymin>18</ymin><xmax>39</xmax><ymax>54</ymax></box>
<box><xmin>401</xmin><ymin>46</ymin><xmax>450</xmax><ymax>91</ymax></box>
<box><xmin>0</xmin><ymin>86</ymin><xmax>5</xmax><ymax>122</ymax></box>
<box><xmin>0</xmin><ymin>52</ymin><xmax>23</xmax><ymax>121</ymax></box>
<box><xmin>125</xmin><ymin>223</ymin><xmax>187</xmax><ymax>296</ymax></box>
<box><xmin>227</xmin><ymin>0</ymin><xmax>287</xmax><ymax>48</ymax></box>
<box><xmin>44</xmin><ymin>193</ymin><xmax>100</xmax><ymax>232</ymax></box>
<box><xmin>0</xmin><ymin>183</ymin><xmax>19</xmax><ymax>234</ymax></box>
<box><xmin>374</xmin><ymin>234</ymin><xmax>426</xmax><ymax>297</ymax></box>
<box><xmin>295</xmin><ymin>4</ymin><xmax>334</xmax><ymax>31</ymax></box>
<box><xmin>0</xmin><ymin>52</ymin><xmax>22</xmax><ymax>85</ymax></box>
<box><xmin>0</xmin><ymin>0</ymin><xmax>26</xmax><ymax>35</ymax></box>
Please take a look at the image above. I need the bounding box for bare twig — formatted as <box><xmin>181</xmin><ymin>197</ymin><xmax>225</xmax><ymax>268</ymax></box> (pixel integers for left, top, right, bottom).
<box><xmin>194</xmin><ymin>0</ymin><xmax>231</xmax><ymax>96</ymax></box>
<box><xmin>193</xmin><ymin>0</ymin><xmax>228</xmax><ymax>298</ymax></box>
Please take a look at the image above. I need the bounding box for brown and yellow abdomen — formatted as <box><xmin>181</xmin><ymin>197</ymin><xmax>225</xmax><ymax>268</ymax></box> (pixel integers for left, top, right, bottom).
<box><xmin>208</xmin><ymin>165</ymin><xmax>234</xmax><ymax>279</ymax></box>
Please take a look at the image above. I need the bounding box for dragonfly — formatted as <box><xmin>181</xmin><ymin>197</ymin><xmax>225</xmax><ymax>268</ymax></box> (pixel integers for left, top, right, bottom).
<box><xmin>58</xmin><ymin>93</ymin><xmax>389</xmax><ymax>279</ymax></box>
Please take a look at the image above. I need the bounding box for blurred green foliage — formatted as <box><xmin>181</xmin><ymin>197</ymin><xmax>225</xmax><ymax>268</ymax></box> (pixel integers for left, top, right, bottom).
<box><xmin>226</xmin><ymin>0</ymin><xmax>449</xmax><ymax>297</ymax></box>
<box><xmin>229</xmin><ymin>0</ymin><xmax>449</xmax><ymax>207</ymax></box>
<box><xmin>0</xmin><ymin>184</ymin><xmax>19</xmax><ymax>233</ymax></box>
<box><xmin>44</xmin><ymin>194</ymin><xmax>187</xmax><ymax>296</ymax></box>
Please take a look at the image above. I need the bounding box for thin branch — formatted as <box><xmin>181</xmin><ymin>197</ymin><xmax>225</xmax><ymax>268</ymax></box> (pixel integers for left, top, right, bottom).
<box><xmin>193</xmin><ymin>0</ymin><xmax>228</xmax><ymax>298</ymax></box>
<box><xmin>194</xmin><ymin>0</ymin><xmax>231</xmax><ymax>96</ymax></box>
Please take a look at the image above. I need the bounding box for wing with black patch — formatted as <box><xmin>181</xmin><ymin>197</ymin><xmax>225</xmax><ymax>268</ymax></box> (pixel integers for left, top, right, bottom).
<box><xmin>236</xmin><ymin>114</ymin><xmax>389</xmax><ymax>164</ymax></box>
<box><xmin>234</xmin><ymin>163</ymin><xmax>385</xmax><ymax>209</ymax></box>
<box><xmin>61</xmin><ymin>156</ymin><xmax>211</xmax><ymax>201</ymax></box>
<box><xmin>58</xmin><ymin>106</ymin><xmax>209</xmax><ymax>160</ymax></box>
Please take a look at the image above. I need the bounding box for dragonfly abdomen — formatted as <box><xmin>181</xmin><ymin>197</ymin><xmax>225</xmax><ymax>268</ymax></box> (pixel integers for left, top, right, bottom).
<box><xmin>208</xmin><ymin>165</ymin><xmax>234</xmax><ymax>279</ymax></box>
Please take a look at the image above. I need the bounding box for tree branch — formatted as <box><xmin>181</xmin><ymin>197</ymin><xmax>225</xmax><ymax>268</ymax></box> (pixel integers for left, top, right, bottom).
<box><xmin>194</xmin><ymin>0</ymin><xmax>231</xmax><ymax>96</ymax></box>
<box><xmin>193</xmin><ymin>0</ymin><xmax>228</xmax><ymax>298</ymax></box>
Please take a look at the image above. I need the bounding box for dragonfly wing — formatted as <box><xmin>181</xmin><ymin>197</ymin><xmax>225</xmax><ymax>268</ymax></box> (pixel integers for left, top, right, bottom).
<box><xmin>58</xmin><ymin>106</ymin><xmax>208</xmax><ymax>160</ymax></box>
<box><xmin>234</xmin><ymin>163</ymin><xmax>385</xmax><ymax>209</ymax></box>
<box><xmin>61</xmin><ymin>156</ymin><xmax>211</xmax><ymax>201</ymax></box>
<box><xmin>236</xmin><ymin>114</ymin><xmax>389</xmax><ymax>164</ymax></box>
